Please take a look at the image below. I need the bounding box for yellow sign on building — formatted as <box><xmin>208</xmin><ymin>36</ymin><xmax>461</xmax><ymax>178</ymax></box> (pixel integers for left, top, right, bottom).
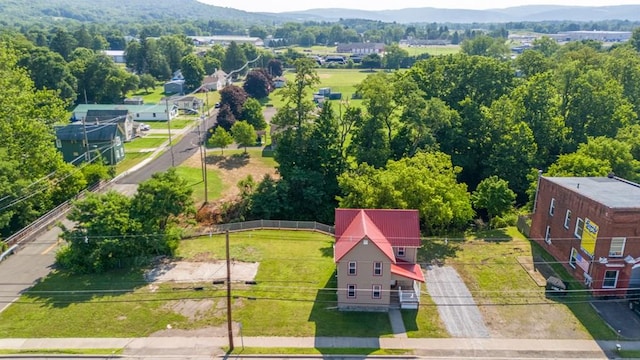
<box><xmin>581</xmin><ymin>218</ymin><xmax>598</xmax><ymax>257</ymax></box>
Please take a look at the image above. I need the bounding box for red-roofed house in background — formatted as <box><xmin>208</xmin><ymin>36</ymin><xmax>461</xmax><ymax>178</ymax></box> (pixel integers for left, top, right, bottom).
<box><xmin>334</xmin><ymin>209</ymin><xmax>424</xmax><ymax>311</ymax></box>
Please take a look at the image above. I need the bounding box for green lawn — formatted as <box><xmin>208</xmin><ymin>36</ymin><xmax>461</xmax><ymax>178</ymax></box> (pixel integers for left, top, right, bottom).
<box><xmin>0</xmin><ymin>349</ymin><xmax>123</xmax><ymax>355</ymax></box>
<box><xmin>174</xmin><ymin>166</ymin><xmax>224</xmax><ymax>204</ymax></box>
<box><xmin>268</xmin><ymin>69</ymin><xmax>371</xmax><ymax>110</ymax></box>
<box><xmin>144</xmin><ymin>119</ymin><xmax>194</xmax><ymax>130</ymax></box>
<box><xmin>124</xmin><ymin>136</ymin><xmax>169</xmax><ymax>152</ymax></box>
<box><xmin>212</xmin><ymin>149</ymin><xmax>278</xmax><ymax>168</ymax></box>
<box><xmin>115</xmin><ymin>152</ymin><xmax>151</xmax><ymax>175</ymax></box>
<box><xmin>449</xmin><ymin>226</ymin><xmax>615</xmax><ymax>340</ymax></box>
<box><xmin>0</xmin><ymin>230</ymin><xmax>445</xmax><ymax>338</ymax></box>
<box><xmin>129</xmin><ymin>84</ymin><xmax>165</xmax><ymax>104</ymax></box>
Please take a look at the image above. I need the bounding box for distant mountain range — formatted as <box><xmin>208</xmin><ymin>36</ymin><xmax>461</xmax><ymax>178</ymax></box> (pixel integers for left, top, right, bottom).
<box><xmin>272</xmin><ymin>5</ymin><xmax>640</xmax><ymax>23</ymax></box>
<box><xmin>1</xmin><ymin>0</ymin><xmax>639</xmax><ymax>25</ymax></box>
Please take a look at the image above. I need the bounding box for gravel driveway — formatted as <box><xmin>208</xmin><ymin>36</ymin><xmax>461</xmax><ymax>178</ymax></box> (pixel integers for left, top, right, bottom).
<box><xmin>425</xmin><ymin>265</ymin><xmax>490</xmax><ymax>338</ymax></box>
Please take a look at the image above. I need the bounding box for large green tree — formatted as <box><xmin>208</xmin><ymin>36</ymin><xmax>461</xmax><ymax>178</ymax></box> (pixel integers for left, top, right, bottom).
<box><xmin>180</xmin><ymin>53</ymin><xmax>205</xmax><ymax>92</ymax></box>
<box><xmin>338</xmin><ymin>151</ymin><xmax>474</xmax><ymax>234</ymax></box>
<box><xmin>472</xmin><ymin>176</ymin><xmax>516</xmax><ymax>220</ymax></box>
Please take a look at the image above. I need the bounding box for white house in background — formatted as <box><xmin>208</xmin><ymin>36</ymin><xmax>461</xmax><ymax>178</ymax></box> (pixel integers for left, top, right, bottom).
<box><xmin>102</xmin><ymin>50</ymin><xmax>126</xmax><ymax>64</ymax></box>
<box><xmin>202</xmin><ymin>70</ymin><xmax>228</xmax><ymax>91</ymax></box>
<box><xmin>188</xmin><ymin>36</ymin><xmax>264</xmax><ymax>47</ymax></box>
<box><xmin>72</xmin><ymin>104</ymin><xmax>178</xmax><ymax>122</ymax></box>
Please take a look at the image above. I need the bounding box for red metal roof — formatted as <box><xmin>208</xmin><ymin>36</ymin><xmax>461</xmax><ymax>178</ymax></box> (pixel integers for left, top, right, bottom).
<box><xmin>335</xmin><ymin>209</ymin><xmax>421</xmax><ymax>247</ymax></box>
<box><xmin>334</xmin><ymin>210</ymin><xmax>395</xmax><ymax>263</ymax></box>
<box><xmin>390</xmin><ymin>263</ymin><xmax>425</xmax><ymax>282</ymax></box>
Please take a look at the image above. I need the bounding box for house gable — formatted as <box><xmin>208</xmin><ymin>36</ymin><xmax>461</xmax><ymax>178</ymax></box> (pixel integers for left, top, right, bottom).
<box><xmin>334</xmin><ymin>210</ymin><xmax>395</xmax><ymax>263</ymax></box>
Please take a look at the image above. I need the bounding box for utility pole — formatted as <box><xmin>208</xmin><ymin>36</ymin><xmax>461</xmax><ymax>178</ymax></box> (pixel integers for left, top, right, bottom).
<box><xmin>82</xmin><ymin>117</ymin><xmax>90</xmax><ymax>163</ymax></box>
<box><xmin>226</xmin><ymin>230</ymin><xmax>234</xmax><ymax>351</ymax></box>
<box><xmin>165</xmin><ymin>98</ymin><xmax>175</xmax><ymax>167</ymax></box>
<box><xmin>197</xmin><ymin>113</ymin><xmax>208</xmax><ymax>204</ymax></box>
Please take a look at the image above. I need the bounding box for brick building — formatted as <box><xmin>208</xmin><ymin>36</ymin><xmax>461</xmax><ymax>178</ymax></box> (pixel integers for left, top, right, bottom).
<box><xmin>530</xmin><ymin>175</ymin><xmax>640</xmax><ymax>297</ymax></box>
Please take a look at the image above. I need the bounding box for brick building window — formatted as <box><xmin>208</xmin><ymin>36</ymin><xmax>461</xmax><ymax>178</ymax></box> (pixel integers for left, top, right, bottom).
<box><xmin>544</xmin><ymin>226</ymin><xmax>551</xmax><ymax>244</ymax></box>
<box><xmin>564</xmin><ymin>210</ymin><xmax>572</xmax><ymax>229</ymax></box>
<box><xmin>609</xmin><ymin>237</ymin><xmax>626</xmax><ymax>257</ymax></box>
<box><xmin>603</xmin><ymin>271</ymin><xmax>619</xmax><ymax>288</ymax></box>
<box><xmin>347</xmin><ymin>284</ymin><xmax>356</xmax><ymax>298</ymax></box>
<box><xmin>549</xmin><ymin>198</ymin><xmax>556</xmax><ymax>216</ymax></box>
<box><xmin>574</xmin><ymin>218</ymin><xmax>584</xmax><ymax>239</ymax></box>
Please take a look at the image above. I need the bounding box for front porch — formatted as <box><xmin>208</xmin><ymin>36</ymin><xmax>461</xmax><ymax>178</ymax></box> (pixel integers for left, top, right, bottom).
<box><xmin>390</xmin><ymin>279</ymin><xmax>422</xmax><ymax>310</ymax></box>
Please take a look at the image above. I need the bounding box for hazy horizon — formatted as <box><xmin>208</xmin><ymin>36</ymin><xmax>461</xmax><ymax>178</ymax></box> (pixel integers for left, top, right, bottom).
<box><xmin>197</xmin><ymin>0</ymin><xmax>640</xmax><ymax>13</ymax></box>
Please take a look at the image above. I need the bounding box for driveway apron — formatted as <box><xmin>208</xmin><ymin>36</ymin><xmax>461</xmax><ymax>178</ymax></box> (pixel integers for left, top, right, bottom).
<box><xmin>425</xmin><ymin>265</ymin><xmax>490</xmax><ymax>338</ymax></box>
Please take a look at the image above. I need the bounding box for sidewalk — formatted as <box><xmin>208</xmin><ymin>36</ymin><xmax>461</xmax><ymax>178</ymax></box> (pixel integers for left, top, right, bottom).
<box><xmin>1</xmin><ymin>336</ymin><xmax>635</xmax><ymax>358</ymax></box>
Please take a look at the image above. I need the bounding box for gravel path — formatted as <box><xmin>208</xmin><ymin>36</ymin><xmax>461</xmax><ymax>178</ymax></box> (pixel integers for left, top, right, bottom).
<box><xmin>425</xmin><ymin>265</ymin><xmax>490</xmax><ymax>338</ymax></box>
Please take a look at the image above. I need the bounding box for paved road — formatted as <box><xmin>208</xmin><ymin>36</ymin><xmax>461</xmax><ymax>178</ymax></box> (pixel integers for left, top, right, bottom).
<box><xmin>117</xmin><ymin>113</ymin><xmax>216</xmax><ymax>185</ymax></box>
<box><xmin>0</xmin><ymin>219</ymin><xmax>73</xmax><ymax>313</ymax></box>
<box><xmin>591</xmin><ymin>299</ymin><xmax>640</xmax><ymax>339</ymax></box>
<box><xmin>425</xmin><ymin>265</ymin><xmax>490</xmax><ymax>338</ymax></box>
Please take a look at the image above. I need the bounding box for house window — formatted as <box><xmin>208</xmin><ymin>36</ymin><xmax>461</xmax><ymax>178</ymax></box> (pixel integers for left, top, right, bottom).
<box><xmin>348</xmin><ymin>261</ymin><xmax>356</xmax><ymax>275</ymax></box>
<box><xmin>372</xmin><ymin>285</ymin><xmax>382</xmax><ymax>299</ymax></box>
<box><xmin>114</xmin><ymin>136</ymin><xmax>121</xmax><ymax>146</ymax></box>
<box><xmin>544</xmin><ymin>226</ymin><xmax>551</xmax><ymax>244</ymax></box>
<box><xmin>574</xmin><ymin>218</ymin><xmax>584</xmax><ymax>239</ymax></box>
<box><xmin>609</xmin><ymin>237</ymin><xmax>626</xmax><ymax>258</ymax></box>
<box><xmin>152</xmin><ymin>113</ymin><xmax>156</xmax><ymax>118</ymax></box>
<box><xmin>55</xmin><ymin>139</ymin><xmax>62</xmax><ymax>148</ymax></box>
<box><xmin>136</xmin><ymin>114</ymin><xmax>140</xmax><ymax>118</ymax></box>
<box><xmin>347</xmin><ymin>284</ymin><xmax>356</xmax><ymax>298</ymax></box>
<box><xmin>397</xmin><ymin>247</ymin><xmax>405</xmax><ymax>257</ymax></box>
<box><xmin>549</xmin><ymin>198</ymin><xmax>556</xmax><ymax>216</ymax></box>
<box><xmin>569</xmin><ymin>248</ymin><xmax>578</xmax><ymax>269</ymax></box>
<box><xmin>564</xmin><ymin>210</ymin><xmax>572</xmax><ymax>229</ymax></box>
<box><xmin>373</xmin><ymin>262</ymin><xmax>382</xmax><ymax>276</ymax></box>
<box><xmin>603</xmin><ymin>270</ymin><xmax>619</xmax><ymax>288</ymax></box>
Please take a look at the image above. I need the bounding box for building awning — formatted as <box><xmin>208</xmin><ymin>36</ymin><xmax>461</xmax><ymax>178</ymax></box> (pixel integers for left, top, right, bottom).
<box><xmin>391</xmin><ymin>263</ymin><xmax>425</xmax><ymax>282</ymax></box>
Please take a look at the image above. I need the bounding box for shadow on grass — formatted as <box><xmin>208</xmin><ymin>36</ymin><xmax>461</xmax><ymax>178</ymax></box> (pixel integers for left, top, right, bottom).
<box><xmin>318</xmin><ymin>244</ymin><xmax>334</xmax><ymax>258</ymax></box>
<box><xmin>471</xmin><ymin>228</ymin><xmax>511</xmax><ymax>243</ymax></box>
<box><xmin>206</xmin><ymin>153</ymin><xmax>249</xmax><ymax>169</ymax></box>
<box><xmin>308</xmin><ymin>273</ymin><xmax>392</xmax><ymax>356</ymax></box>
<box><xmin>23</xmin><ymin>268</ymin><xmax>146</xmax><ymax>308</ymax></box>
<box><xmin>418</xmin><ymin>238</ymin><xmax>460</xmax><ymax>264</ymax></box>
<box><xmin>529</xmin><ymin>240</ymin><xmax>616</xmax><ymax>340</ymax></box>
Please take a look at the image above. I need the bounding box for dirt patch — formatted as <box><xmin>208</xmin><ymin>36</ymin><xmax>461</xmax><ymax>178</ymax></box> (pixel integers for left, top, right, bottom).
<box><xmin>145</xmin><ymin>261</ymin><xmax>259</xmax><ymax>283</ymax></box>
<box><xmin>150</xmin><ymin>323</ymin><xmax>241</xmax><ymax>337</ymax></box>
<box><xmin>164</xmin><ymin>299</ymin><xmax>216</xmax><ymax>321</ymax></box>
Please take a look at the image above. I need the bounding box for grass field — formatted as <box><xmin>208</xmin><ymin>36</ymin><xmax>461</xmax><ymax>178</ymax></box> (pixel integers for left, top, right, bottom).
<box><xmin>448</xmin><ymin>226</ymin><xmax>615</xmax><ymax>340</ymax></box>
<box><xmin>268</xmin><ymin>69</ymin><xmax>370</xmax><ymax>110</ymax></box>
<box><xmin>124</xmin><ymin>136</ymin><xmax>169</xmax><ymax>152</ymax></box>
<box><xmin>115</xmin><ymin>152</ymin><xmax>151</xmax><ymax>175</ymax></box>
<box><xmin>174</xmin><ymin>166</ymin><xmax>224</xmax><ymax>204</ymax></box>
<box><xmin>144</xmin><ymin>119</ymin><xmax>195</xmax><ymax>130</ymax></box>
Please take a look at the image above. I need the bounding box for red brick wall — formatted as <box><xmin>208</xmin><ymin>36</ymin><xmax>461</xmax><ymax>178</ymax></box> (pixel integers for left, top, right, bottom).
<box><xmin>531</xmin><ymin>177</ymin><xmax>640</xmax><ymax>296</ymax></box>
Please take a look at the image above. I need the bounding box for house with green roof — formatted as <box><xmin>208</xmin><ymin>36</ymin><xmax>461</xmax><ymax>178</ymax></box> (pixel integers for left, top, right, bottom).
<box><xmin>72</xmin><ymin>103</ymin><xmax>178</xmax><ymax>122</ymax></box>
<box><xmin>55</xmin><ymin>123</ymin><xmax>125</xmax><ymax>165</ymax></box>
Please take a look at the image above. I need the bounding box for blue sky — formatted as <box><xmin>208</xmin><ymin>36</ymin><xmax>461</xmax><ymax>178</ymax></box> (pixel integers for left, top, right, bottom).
<box><xmin>197</xmin><ymin>0</ymin><xmax>640</xmax><ymax>13</ymax></box>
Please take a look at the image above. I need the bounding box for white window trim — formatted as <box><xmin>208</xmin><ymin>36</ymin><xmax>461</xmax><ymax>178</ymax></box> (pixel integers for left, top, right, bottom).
<box><xmin>549</xmin><ymin>198</ymin><xmax>556</xmax><ymax>216</ymax></box>
<box><xmin>397</xmin><ymin>247</ymin><xmax>405</xmax><ymax>257</ymax></box>
<box><xmin>609</xmin><ymin>237</ymin><xmax>626</xmax><ymax>258</ymax></box>
<box><xmin>373</xmin><ymin>262</ymin><xmax>382</xmax><ymax>276</ymax></box>
<box><xmin>347</xmin><ymin>284</ymin><xmax>356</xmax><ymax>298</ymax></box>
<box><xmin>544</xmin><ymin>226</ymin><xmax>551</xmax><ymax>244</ymax></box>
<box><xmin>348</xmin><ymin>261</ymin><xmax>356</xmax><ymax>275</ymax></box>
<box><xmin>372</xmin><ymin>285</ymin><xmax>382</xmax><ymax>299</ymax></box>
<box><xmin>569</xmin><ymin>248</ymin><xmax>578</xmax><ymax>269</ymax></box>
<box><xmin>574</xmin><ymin>218</ymin><xmax>584</xmax><ymax>239</ymax></box>
<box><xmin>563</xmin><ymin>210</ymin><xmax>571</xmax><ymax>229</ymax></box>
<box><xmin>602</xmin><ymin>270</ymin><xmax>619</xmax><ymax>289</ymax></box>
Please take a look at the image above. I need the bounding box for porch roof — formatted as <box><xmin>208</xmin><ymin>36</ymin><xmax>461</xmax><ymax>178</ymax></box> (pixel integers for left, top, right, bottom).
<box><xmin>391</xmin><ymin>263</ymin><xmax>425</xmax><ymax>282</ymax></box>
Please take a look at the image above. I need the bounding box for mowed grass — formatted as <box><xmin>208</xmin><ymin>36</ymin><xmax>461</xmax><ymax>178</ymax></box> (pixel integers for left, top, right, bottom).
<box><xmin>268</xmin><ymin>69</ymin><xmax>371</xmax><ymax>110</ymax></box>
<box><xmin>178</xmin><ymin>230</ymin><xmax>445</xmax><ymax>337</ymax></box>
<box><xmin>450</xmin><ymin>226</ymin><xmax>614</xmax><ymax>340</ymax></box>
<box><xmin>216</xmin><ymin>149</ymin><xmax>278</xmax><ymax>168</ymax></box>
<box><xmin>144</xmin><ymin>119</ymin><xmax>194</xmax><ymax>130</ymax></box>
<box><xmin>124</xmin><ymin>136</ymin><xmax>169</xmax><ymax>152</ymax></box>
<box><xmin>115</xmin><ymin>152</ymin><xmax>151</xmax><ymax>175</ymax></box>
<box><xmin>174</xmin><ymin>165</ymin><xmax>224</xmax><ymax>204</ymax></box>
<box><xmin>1</xmin><ymin>230</ymin><xmax>445</xmax><ymax>338</ymax></box>
<box><xmin>0</xmin><ymin>270</ymin><xmax>191</xmax><ymax>337</ymax></box>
